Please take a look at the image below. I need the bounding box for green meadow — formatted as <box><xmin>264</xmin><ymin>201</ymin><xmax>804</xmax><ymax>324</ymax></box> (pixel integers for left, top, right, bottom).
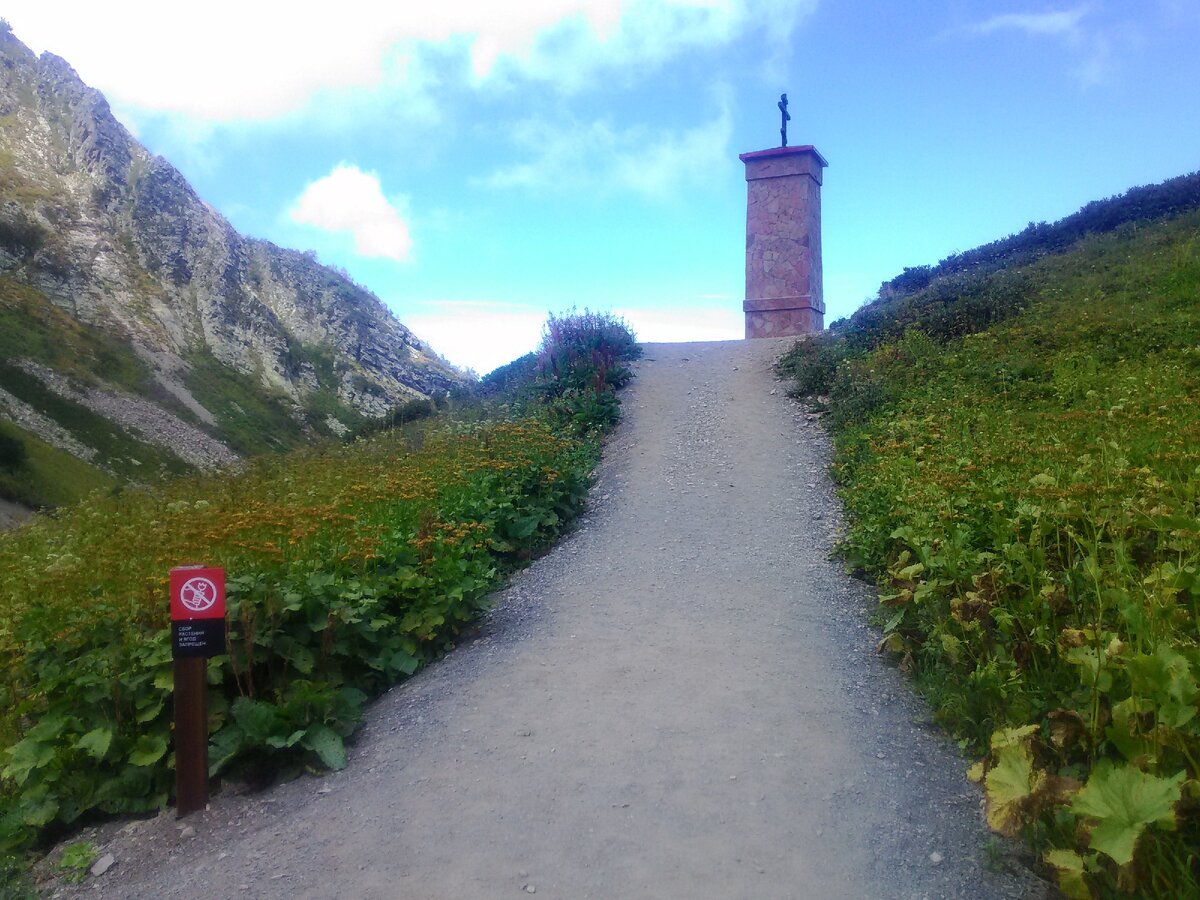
<box><xmin>0</xmin><ymin>311</ymin><xmax>638</xmax><ymax>891</ymax></box>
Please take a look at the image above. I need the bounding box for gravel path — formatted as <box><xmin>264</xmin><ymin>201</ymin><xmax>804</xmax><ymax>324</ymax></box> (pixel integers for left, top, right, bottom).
<box><xmin>54</xmin><ymin>339</ymin><xmax>1050</xmax><ymax>899</ymax></box>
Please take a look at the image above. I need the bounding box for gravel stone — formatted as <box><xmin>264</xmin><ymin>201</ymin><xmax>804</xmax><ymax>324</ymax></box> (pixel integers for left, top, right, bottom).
<box><xmin>89</xmin><ymin>854</ymin><xmax>115</xmax><ymax>878</ymax></box>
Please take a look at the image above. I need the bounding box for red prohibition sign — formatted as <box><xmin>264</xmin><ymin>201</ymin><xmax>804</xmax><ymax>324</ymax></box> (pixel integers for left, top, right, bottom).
<box><xmin>170</xmin><ymin>566</ymin><xmax>226</xmax><ymax>621</ymax></box>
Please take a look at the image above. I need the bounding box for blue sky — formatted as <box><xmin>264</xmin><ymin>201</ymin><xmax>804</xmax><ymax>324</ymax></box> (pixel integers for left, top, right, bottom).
<box><xmin>6</xmin><ymin>2</ymin><xmax>1199</xmax><ymax>374</ymax></box>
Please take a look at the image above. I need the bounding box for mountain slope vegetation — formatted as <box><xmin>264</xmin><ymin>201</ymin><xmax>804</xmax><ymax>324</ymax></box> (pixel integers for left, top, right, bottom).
<box><xmin>0</xmin><ymin>22</ymin><xmax>462</xmax><ymax>510</ymax></box>
<box><xmin>0</xmin><ymin>311</ymin><xmax>638</xmax><ymax>890</ymax></box>
<box><xmin>782</xmin><ymin>175</ymin><xmax>1200</xmax><ymax>898</ymax></box>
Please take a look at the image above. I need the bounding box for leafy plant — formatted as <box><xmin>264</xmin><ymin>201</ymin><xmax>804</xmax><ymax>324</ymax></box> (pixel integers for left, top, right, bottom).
<box><xmin>53</xmin><ymin>840</ymin><xmax>96</xmax><ymax>883</ymax></box>
<box><xmin>473</xmin><ymin>308</ymin><xmax>639</xmax><ymax>436</ymax></box>
<box><xmin>0</xmin><ymin>309</ymin><xmax>634</xmax><ymax>871</ymax></box>
<box><xmin>784</xmin><ymin>198</ymin><xmax>1200</xmax><ymax>895</ymax></box>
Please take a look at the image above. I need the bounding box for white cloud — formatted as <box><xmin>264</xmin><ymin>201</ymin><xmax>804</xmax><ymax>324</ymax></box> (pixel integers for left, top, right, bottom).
<box><xmin>402</xmin><ymin>301</ymin><xmax>548</xmax><ymax>374</ymax></box>
<box><xmin>480</xmin><ymin>85</ymin><xmax>733</xmax><ymax>197</ymax></box>
<box><xmin>616</xmin><ymin>305</ymin><xmax>742</xmax><ymax>343</ymax></box>
<box><xmin>960</xmin><ymin>5</ymin><xmax>1116</xmax><ymax>86</ymax></box>
<box><xmin>2</xmin><ymin>0</ymin><xmax>815</xmax><ymax>121</ymax></box>
<box><xmin>401</xmin><ymin>298</ymin><xmax>744</xmax><ymax>373</ymax></box>
<box><xmin>966</xmin><ymin>8</ymin><xmax>1089</xmax><ymax>38</ymax></box>
<box><xmin>480</xmin><ymin>0</ymin><xmax>816</xmax><ymax>93</ymax></box>
<box><xmin>289</xmin><ymin>164</ymin><xmax>413</xmax><ymax>262</ymax></box>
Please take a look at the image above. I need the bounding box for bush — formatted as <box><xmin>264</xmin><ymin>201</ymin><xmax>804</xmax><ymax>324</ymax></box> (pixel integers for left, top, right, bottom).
<box><xmin>530</xmin><ymin>309</ymin><xmax>639</xmax><ymax>434</ymax></box>
<box><xmin>0</xmin><ymin>216</ymin><xmax>47</xmax><ymax>261</ymax></box>
<box><xmin>478</xmin><ymin>352</ymin><xmax>539</xmax><ymax>397</ymax></box>
<box><xmin>474</xmin><ymin>309</ymin><xmax>640</xmax><ymax>436</ymax></box>
<box><xmin>0</xmin><ymin>433</ymin><xmax>25</xmax><ymax>472</ymax></box>
<box><xmin>877</xmin><ymin>170</ymin><xmax>1200</xmax><ymax>302</ymax></box>
<box><xmin>355</xmin><ymin>397</ymin><xmax>437</xmax><ymax>439</ymax></box>
<box><xmin>538</xmin><ymin>308</ymin><xmax>640</xmax><ymax>376</ymax></box>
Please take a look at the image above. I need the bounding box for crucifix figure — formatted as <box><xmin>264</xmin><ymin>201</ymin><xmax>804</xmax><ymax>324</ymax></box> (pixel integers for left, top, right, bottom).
<box><xmin>778</xmin><ymin>93</ymin><xmax>791</xmax><ymax>147</ymax></box>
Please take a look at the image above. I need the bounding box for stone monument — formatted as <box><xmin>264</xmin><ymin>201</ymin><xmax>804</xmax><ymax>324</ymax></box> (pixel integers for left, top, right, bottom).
<box><xmin>740</xmin><ymin>97</ymin><xmax>828</xmax><ymax>338</ymax></box>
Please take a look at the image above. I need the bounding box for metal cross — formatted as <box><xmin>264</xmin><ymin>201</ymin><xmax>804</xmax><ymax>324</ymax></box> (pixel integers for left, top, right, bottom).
<box><xmin>778</xmin><ymin>93</ymin><xmax>791</xmax><ymax>147</ymax></box>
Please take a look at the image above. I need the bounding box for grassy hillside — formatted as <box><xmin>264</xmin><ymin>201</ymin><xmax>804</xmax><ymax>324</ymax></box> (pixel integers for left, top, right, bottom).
<box><xmin>0</xmin><ymin>419</ymin><xmax>115</xmax><ymax>509</ymax></box>
<box><xmin>0</xmin><ymin>272</ymin><xmax>378</xmax><ymax>510</ymax></box>
<box><xmin>0</xmin><ymin>310</ymin><xmax>638</xmax><ymax>890</ymax></box>
<box><xmin>0</xmin><ymin>278</ymin><xmax>154</xmax><ymax>395</ymax></box>
<box><xmin>782</xmin><ymin>198</ymin><xmax>1200</xmax><ymax>896</ymax></box>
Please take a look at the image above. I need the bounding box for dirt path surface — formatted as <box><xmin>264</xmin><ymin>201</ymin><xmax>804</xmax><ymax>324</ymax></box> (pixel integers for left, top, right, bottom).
<box><xmin>57</xmin><ymin>340</ymin><xmax>1049</xmax><ymax>899</ymax></box>
<box><xmin>0</xmin><ymin>498</ymin><xmax>34</xmax><ymax>531</ymax></box>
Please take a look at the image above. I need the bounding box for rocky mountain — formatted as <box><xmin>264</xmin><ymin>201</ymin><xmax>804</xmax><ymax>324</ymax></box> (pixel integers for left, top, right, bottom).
<box><xmin>0</xmin><ymin>24</ymin><xmax>464</xmax><ymax>506</ymax></box>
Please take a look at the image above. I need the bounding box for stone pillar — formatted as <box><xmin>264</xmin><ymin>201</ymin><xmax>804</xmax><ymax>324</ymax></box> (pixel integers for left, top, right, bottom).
<box><xmin>740</xmin><ymin>145</ymin><xmax>828</xmax><ymax>338</ymax></box>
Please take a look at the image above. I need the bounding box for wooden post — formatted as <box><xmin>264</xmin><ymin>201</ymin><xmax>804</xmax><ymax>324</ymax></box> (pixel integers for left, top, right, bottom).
<box><xmin>169</xmin><ymin>565</ymin><xmax>225</xmax><ymax>818</ymax></box>
<box><xmin>174</xmin><ymin>656</ymin><xmax>209</xmax><ymax>816</ymax></box>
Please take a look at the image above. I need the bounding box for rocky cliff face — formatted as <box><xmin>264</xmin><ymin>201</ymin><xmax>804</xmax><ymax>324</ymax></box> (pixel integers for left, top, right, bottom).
<box><xmin>0</xmin><ymin>24</ymin><xmax>462</xmax><ymax>479</ymax></box>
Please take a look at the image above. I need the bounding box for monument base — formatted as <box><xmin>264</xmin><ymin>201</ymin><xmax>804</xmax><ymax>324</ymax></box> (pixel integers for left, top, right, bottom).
<box><xmin>743</xmin><ymin>297</ymin><xmax>823</xmax><ymax>339</ymax></box>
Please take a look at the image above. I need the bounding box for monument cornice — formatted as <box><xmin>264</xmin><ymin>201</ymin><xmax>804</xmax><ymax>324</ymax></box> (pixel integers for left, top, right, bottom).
<box><xmin>738</xmin><ymin>145</ymin><xmax>829</xmax><ymax>167</ymax></box>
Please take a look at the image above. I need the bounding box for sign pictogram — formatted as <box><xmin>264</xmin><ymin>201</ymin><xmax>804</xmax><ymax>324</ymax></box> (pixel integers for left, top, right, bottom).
<box><xmin>179</xmin><ymin>576</ymin><xmax>218</xmax><ymax>613</ymax></box>
<box><xmin>170</xmin><ymin>566</ymin><xmax>226</xmax><ymax>659</ymax></box>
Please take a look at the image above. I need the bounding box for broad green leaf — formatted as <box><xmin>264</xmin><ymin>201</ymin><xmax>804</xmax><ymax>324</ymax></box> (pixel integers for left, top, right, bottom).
<box><xmin>75</xmin><ymin>728</ymin><xmax>113</xmax><ymax>760</ymax></box>
<box><xmin>1107</xmin><ymin>698</ymin><xmax>1156</xmax><ymax>765</ymax></box>
<box><xmin>26</xmin><ymin>715</ymin><xmax>73</xmax><ymax>741</ymax></box>
<box><xmin>266</xmin><ymin>729</ymin><xmax>306</xmax><ymax>749</ymax></box>
<box><xmin>302</xmin><ymin>723</ymin><xmax>346</xmax><ymax>770</ymax></box>
<box><xmin>989</xmin><ymin>724</ymin><xmax>1038</xmax><ymax>751</ymax></box>
<box><xmin>208</xmin><ymin>726</ymin><xmax>244</xmax><ymax>777</ymax></box>
<box><xmin>136</xmin><ymin>697</ymin><xmax>166</xmax><ymax>724</ymax></box>
<box><xmin>1044</xmin><ymin>849</ymin><xmax>1091</xmax><ymax>900</ymax></box>
<box><xmin>279</xmin><ymin>639</ymin><xmax>315</xmax><ymax>675</ymax></box>
<box><xmin>2</xmin><ymin>739</ymin><xmax>55</xmax><ymax>785</ymax></box>
<box><xmin>231</xmin><ymin>697</ymin><xmax>281</xmax><ymax>744</ymax></box>
<box><xmin>390</xmin><ymin>650</ymin><xmax>420</xmax><ymax>676</ymax></box>
<box><xmin>511</xmin><ymin>515</ymin><xmax>540</xmax><ymax>539</ymax></box>
<box><xmin>984</xmin><ymin>739</ymin><xmax>1045</xmax><ymax>836</ymax></box>
<box><xmin>207</xmin><ymin>657</ymin><xmax>226</xmax><ymax>684</ymax></box>
<box><xmin>1126</xmin><ymin>648</ymin><xmax>1198</xmax><ymax>732</ymax></box>
<box><xmin>127</xmin><ymin>734</ymin><xmax>168</xmax><ymax>767</ymax></box>
<box><xmin>1159</xmin><ymin>701</ymin><xmax>1197</xmax><ymax>730</ymax></box>
<box><xmin>56</xmin><ymin>840</ymin><xmax>98</xmax><ymax>882</ymax></box>
<box><xmin>940</xmin><ymin>632</ymin><xmax>963</xmax><ymax>663</ymax></box>
<box><xmin>20</xmin><ymin>786</ymin><xmax>59</xmax><ymax>827</ymax></box>
<box><xmin>1070</xmin><ymin>762</ymin><xmax>1185</xmax><ymax>866</ymax></box>
<box><xmin>1127</xmin><ymin>647</ymin><xmax>1190</xmax><ymax>694</ymax></box>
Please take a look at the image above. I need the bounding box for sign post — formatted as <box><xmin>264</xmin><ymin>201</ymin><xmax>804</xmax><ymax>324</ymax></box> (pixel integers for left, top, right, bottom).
<box><xmin>169</xmin><ymin>565</ymin><xmax>226</xmax><ymax>817</ymax></box>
